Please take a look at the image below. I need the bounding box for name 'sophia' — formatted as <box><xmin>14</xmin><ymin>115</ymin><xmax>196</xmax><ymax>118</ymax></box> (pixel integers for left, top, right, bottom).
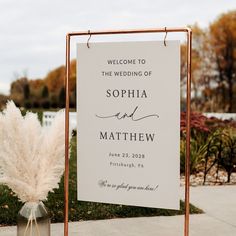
<box><xmin>106</xmin><ymin>89</ymin><xmax>147</xmax><ymax>98</ymax></box>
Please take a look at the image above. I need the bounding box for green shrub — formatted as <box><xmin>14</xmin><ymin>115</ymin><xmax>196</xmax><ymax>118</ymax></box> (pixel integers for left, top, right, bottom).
<box><xmin>180</xmin><ymin>138</ymin><xmax>206</xmax><ymax>174</ymax></box>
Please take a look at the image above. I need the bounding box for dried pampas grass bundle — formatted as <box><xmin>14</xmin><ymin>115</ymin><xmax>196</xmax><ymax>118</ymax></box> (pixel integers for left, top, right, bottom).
<box><xmin>0</xmin><ymin>101</ymin><xmax>65</xmax><ymax>203</ymax></box>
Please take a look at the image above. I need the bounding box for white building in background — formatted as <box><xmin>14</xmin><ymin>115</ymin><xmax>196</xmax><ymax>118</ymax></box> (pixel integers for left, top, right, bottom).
<box><xmin>42</xmin><ymin>112</ymin><xmax>236</xmax><ymax>129</ymax></box>
<box><xmin>43</xmin><ymin>111</ymin><xmax>77</xmax><ymax>130</ymax></box>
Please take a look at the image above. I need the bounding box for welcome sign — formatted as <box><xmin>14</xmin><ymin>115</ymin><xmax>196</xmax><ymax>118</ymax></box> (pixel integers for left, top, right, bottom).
<box><xmin>77</xmin><ymin>41</ymin><xmax>180</xmax><ymax>209</ymax></box>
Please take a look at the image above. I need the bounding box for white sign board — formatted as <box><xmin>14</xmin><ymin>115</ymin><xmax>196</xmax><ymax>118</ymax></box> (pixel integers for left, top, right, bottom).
<box><xmin>77</xmin><ymin>41</ymin><xmax>180</xmax><ymax>209</ymax></box>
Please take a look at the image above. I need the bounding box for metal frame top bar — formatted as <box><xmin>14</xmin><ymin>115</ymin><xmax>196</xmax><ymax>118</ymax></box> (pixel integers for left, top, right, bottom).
<box><xmin>65</xmin><ymin>27</ymin><xmax>192</xmax><ymax>236</ymax></box>
<box><xmin>67</xmin><ymin>27</ymin><xmax>191</xmax><ymax>37</ymax></box>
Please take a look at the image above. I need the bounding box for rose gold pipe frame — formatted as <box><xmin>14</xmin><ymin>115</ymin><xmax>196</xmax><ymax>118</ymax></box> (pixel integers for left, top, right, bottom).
<box><xmin>65</xmin><ymin>27</ymin><xmax>192</xmax><ymax>236</ymax></box>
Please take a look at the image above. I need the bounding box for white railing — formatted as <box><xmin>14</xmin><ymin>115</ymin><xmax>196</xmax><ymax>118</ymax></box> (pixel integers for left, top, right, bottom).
<box><xmin>203</xmin><ymin>113</ymin><xmax>236</xmax><ymax>121</ymax></box>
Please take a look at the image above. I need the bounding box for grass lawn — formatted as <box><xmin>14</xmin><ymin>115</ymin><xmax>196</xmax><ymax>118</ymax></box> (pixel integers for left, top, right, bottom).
<box><xmin>0</xmin><ymin>136</ymin><xmax>203</xmax><ymax>226</ymax></box>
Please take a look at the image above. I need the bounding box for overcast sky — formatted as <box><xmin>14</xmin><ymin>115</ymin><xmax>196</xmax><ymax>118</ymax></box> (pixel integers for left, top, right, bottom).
<box><xmin>0</xmin><ymin>0</ymin><xmax>236</xmax><ymax>95</ymax></box>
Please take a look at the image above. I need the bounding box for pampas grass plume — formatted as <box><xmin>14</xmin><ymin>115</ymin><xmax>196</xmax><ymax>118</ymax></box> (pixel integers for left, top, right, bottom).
<box><xmin>0</xmin><ymin>101</ymin><xmax>65</xmax><ymax>202</ymax></box>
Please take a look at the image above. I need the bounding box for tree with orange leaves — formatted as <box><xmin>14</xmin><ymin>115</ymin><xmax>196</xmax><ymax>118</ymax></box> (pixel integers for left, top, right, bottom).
<box><xmin>210</xmin><ymin>10</ymin><xmax>236</xmax><ymax>112</ymax></box>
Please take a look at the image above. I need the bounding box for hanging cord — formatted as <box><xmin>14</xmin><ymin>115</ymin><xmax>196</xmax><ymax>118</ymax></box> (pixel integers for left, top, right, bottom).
<box><xmin>23</xmin><ymin>212</ymin><xmax>32</xmax><ymax>236</ymax></box>
<box><xmin>23</xmin><ymin>205</ymin><xmax>41</xmax><ymax>236</ymax></box>
<box><xmin>33</xmin><ymin>211</ymin><xmax>41</xmax><ymax>236</ymax></box>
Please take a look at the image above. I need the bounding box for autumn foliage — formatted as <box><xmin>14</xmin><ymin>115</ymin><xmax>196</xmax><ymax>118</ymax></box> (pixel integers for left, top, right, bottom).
<box><xmin>1</xmin><ymin>10</ymin><xmax>235</xmax><ymax>111</ymax></box>
<box><xmin>181</xmin><ymin>112</ymin><xmax>210</xmax><ymax>133</ymax></box>
<box><xmin>181</xmin><ymin>10</ymin><xmax>236</xmax><ymax>112</ymax></box>
<box><xmin>9</xmin><ymin>60</ymin><xmax>76</xmax><ymax>108</ymax></box>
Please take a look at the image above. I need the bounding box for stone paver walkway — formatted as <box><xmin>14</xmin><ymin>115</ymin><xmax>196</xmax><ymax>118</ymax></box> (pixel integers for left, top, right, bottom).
<box><xmin>1</xmin><ymin>186</ymin><xmax>236</xmax><ymax>236</ymax></box>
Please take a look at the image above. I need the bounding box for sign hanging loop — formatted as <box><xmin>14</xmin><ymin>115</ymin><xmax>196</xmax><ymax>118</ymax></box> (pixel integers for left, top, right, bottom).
<box><xmin>164</xmin><ymin>27</ymin><xmax>168</xmax><ymax>46</ymax></box>
<box><xmin>87</xmin><ymin>30</ymin><xmax>91</xmax><ymax>48</ymax></box>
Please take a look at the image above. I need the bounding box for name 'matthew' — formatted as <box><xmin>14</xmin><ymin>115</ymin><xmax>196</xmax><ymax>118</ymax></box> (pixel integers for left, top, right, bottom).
<box><xmin>100</xmin><ymin>131</ymin><xmax>155</xmax><ymax>142</ymax></box>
